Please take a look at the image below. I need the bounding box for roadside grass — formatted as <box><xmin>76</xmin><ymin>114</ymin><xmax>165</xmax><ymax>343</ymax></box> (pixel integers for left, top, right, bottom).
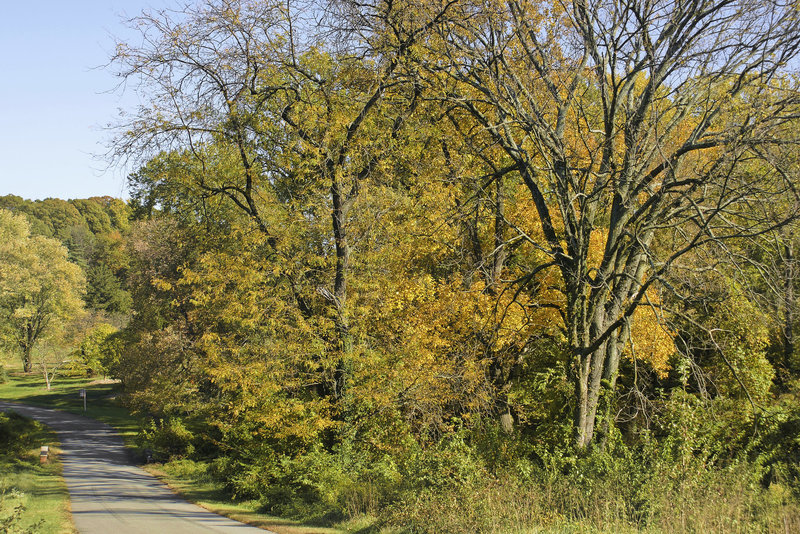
<box><xmin>145</xmin><ymin>459</ymin><xmax>386</xmax><ymax>534</ymax></box>
<box><xmin>0</xmin><ymin>411</ymin><xmax>75</xmax><ymax>534</ymax></box>
<box><xmin>145</xmin><ymin>460</ymin><xmax>339</xmax><ymax>534</ymax></box>
<box><xmin>0</xmin><ymin>363</ymin><xmax>372</xmax><ymax>533</ymax></box>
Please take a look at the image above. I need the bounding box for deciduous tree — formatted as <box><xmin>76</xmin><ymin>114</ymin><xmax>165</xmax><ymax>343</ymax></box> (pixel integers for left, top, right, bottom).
<box><xmin>0</xmin><ymin>210</ymin><xmax>85</xmax><ymax>372</ymax></box>
<box><xmin>413</xmin><ymin>0</ymin><xmax>800</xmax><ymax>446</ymax></box>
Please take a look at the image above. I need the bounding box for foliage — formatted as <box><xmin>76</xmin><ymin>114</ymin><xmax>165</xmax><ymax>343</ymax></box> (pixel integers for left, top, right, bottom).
<box><xmin>76</xmin><ymin>0</ymin><xmax>800</xmax><ymax>530</ymax></box>
<box><xmin>0</xmin><ymin>195</ymin><xmax>132</xmax><ymax>316</ymax></box>
<box><xmin>76</xmin><ymin>323</ymin><xmax>122</xmax><ymax>377</ymax></box>
<box><xmin>751</xmin><ymin>385</ymin><xmax>800</xmax><ymax>493</ymax></box>
<box><xmin>137</xmin><ymin>418</ymin><xmax>195</xmax><ymax>462</ymax></box>
<box><xmin>0</xmin><ymin>209</ymin><xmax>86</xmax><ymax>372</ymax></box>
<box><xmin>85</xmin><ymin>263</ymin><xmax>131</xmax><ymax>314</ymax></box>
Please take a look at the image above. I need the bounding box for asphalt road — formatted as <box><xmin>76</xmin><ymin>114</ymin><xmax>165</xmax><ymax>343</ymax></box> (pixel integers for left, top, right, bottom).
<box><xmin>0</xmin><ymin>402</ymin><xmax>271</xmax><ymax>534</ymax></box>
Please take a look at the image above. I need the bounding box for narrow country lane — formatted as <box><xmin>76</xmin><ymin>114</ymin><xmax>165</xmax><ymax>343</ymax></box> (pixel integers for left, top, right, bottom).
<box><xmin>0</xmin><ymin>402</ymin><xmax>272</xmax><ymax>534</ymax></box>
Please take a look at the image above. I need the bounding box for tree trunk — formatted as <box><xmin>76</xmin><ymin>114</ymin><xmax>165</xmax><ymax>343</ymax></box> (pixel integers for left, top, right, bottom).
<box><xmin>22</xmin><ymin>345</ymin><xmax>32</xmax><ymax>373</ymax></box>
<box><xmin>43</xmin><ymin>361</ymin><xmax>51</xmax><ymax>391</ymax></box>
<box><xmin>490</xmin><ymin>177</ymin><xmax>507</xmax><ymax>293</ymax></box>
<box><xmin>574</xmin><ymin>346</ymin><xmax>606</xmax><ymax>448</ymax></box>
<box><xmin>784</xmin><ymin>243</ymin><xmax>795</xmax><ymax>374</ymax></box>
<box><xmin>574</xmin><ymin>352</ymin><xmax>593</xmax><ymax>448</ymax></box>
<box><xmin>21</xmin><ymin>320</ymin><xmax>35</xmax><ymax>373</ymax></box>
<box><xmin>331</xmin><ymin>176</ymin><xmax>353</xmax><ymax>398</ymax></box>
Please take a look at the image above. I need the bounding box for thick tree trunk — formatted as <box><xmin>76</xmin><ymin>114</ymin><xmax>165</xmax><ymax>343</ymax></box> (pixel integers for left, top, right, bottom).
<box><xmin>22</xmin><ymin>345</ymin><xmax>32</xmax><ymax>373</ymax></box>
<box><xmin>568</xmin><ymin>285</ymin><xmax>598</xmax><ymax>449</ymax></box>
<box><xmin>574</xmin><ymin>352</ymin><xmax>592</xmax><ymax>448</ymax></box>
<box><xmin>574</xmin><ymin>346</ymin><xmax>606</xmax><ymax>448</ymax></box>
<box><xmin>571</xmin><ymin>250</ymin><xmax>645</xmax><ymax>448</ymax></box>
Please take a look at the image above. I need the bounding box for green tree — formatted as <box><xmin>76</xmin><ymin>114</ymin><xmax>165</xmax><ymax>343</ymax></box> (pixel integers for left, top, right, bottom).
<box><xmin>85</xmin><ymin>263</ymin><xmax>131</xmax><ymax>314</ymax></box>
<box><xmin>78</xmin><ymin>323</ymin><xmax>121</xmax><ymax>378</ymax></box>
<box><xmin>0</xmin><ymin>210</ymin><xmax>85</xmax><ymax>372</ymax></box>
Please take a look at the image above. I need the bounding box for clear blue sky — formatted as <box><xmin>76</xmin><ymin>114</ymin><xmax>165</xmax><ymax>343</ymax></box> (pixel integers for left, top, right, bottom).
<box><xmin>0</xmin><ymin>1</ymin><xmax>175</xmax><ymax>201</ymax></box>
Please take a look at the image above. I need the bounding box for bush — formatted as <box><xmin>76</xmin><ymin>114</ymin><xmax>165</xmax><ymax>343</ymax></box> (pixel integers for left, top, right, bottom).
<box><xmin>137</xmin><ymin>418</ymin><xmax>195</xmax><ymax>462</ymax></box>
<box><xmin>399</xmin><ymin>432</ymin><xmax>485</xmax><ymax>491</ymax></box>
<box><xmin>752</xmin><ymin>396</ymin><xmax>800</xmax><ymax>494</ymax></box>
<box><xmin>0</xmin><ymin>488</ymin><xmax>28</xmax><ymax>534</ymax></box>
<box><xmin>257</xmin><ymin>446</ymin><xmax>402</xmax><ymax>522</ymax></box>
<box><xmin>210</xmin><ymin>454</ymin><xmax>276</xmax><ymax>501</ymax></box>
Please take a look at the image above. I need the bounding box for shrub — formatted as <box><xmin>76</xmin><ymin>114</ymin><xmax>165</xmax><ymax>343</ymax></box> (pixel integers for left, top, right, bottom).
<box><xmin>0</xmin><ymin>488</ymin><xmax>28</xmax><ymax>534</ymax></box>
<box><xmin>137</xmin><ymin>418</ymin><xmax>195</xmax><ymax>461</ymax></box>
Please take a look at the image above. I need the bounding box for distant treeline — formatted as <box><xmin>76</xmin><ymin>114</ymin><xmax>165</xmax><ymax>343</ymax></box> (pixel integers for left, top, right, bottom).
<box><xmin>0</xmin><ymin>195</ymin><xmax>131</xmax><ymax>315</ymax></box>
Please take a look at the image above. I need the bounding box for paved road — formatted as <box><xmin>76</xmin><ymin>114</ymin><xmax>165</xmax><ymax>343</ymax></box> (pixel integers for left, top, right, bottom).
<box><xmin>0</xmin><ymin>402</ymin><xmax>271</xmax><ymax>534</ymax></box>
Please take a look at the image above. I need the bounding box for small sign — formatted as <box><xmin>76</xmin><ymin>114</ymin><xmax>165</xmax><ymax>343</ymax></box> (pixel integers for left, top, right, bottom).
<box><xmin>40</xmin><ymin>446</ymin><xmax>49</xmax><ymax>463</ymax></box>
<box><xmin>79</xmin><ymin>389</ymin><xmax>86</xmax><ymax>398</ymax></box>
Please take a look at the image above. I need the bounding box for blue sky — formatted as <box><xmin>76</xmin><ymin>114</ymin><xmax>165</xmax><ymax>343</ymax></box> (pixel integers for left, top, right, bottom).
<box><xmin>0</xmin><ymin>1</ymin><xmax>174</xmax><ymax>201</ymax></box>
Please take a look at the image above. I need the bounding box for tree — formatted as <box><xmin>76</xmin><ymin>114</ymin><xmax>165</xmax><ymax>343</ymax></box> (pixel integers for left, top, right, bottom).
<box><xmin>0</xmin><ymin>195</ymin><xmax>133</xmax><ymax>317</ymax></box>
<box><xmin>111</xmin><ymin>0</ymin><xmax>800</xmax><ymax>453</ymax></box>
<box><xmin>111</xmin><ymin>0</ymin><xmax>450</xmax><ymax>399</ymax></box>
<box><xmin>410</xmin><ymin>0</ymin><xmax>800</xmax><ymax>447</ymax></box>
<box><xmin>77</xmin><ymin>323</ymin><xmax>123</xmax><ymax>378</ymax></box>
<box><xmin>34</xmin><ymin>341</ymin><xmax>73</xmax><ymax>391</ymax></box>
<box><xmin>0</xmin><ymin>210</ymin><xmax>85</xmax><ymax>372</ymax></box>
<box><xmin>85</xmin><ymin>263</ymin><xmax>131</xmax><ymax>314</ymax></box>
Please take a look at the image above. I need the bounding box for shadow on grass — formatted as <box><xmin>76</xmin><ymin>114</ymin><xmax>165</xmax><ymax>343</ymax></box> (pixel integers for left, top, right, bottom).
<box><xmin>0</xmin><ymin>412</ymin><xmax>73</xmax><ymax>534</ymax></box>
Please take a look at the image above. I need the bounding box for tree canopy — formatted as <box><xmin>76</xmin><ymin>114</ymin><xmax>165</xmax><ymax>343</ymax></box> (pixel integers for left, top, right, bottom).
<box><xmin>80</xmin><ymin>0</ymin><xmax>800</xmax><ymax>528</ymax></box>
<box><xmin>0</xmin><ymin>195</ymin><xmax>132</xmax><ymax>316</ymax></box>
<box><xmin>110</xmin><ymin>0</ymin><xmax>800</xmax><ymax>447</ymax></box>
<box><xmin>0</xmin><ymin>210</ymin><xmax>85</xmax><ymax>372</ymax></box>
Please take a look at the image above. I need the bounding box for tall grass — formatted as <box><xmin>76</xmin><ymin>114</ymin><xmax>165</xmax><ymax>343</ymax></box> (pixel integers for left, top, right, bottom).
<box><xmin>385</xmin><ymin>461</ymin><xmax>800</xmax><ymax>533</ymax></box>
